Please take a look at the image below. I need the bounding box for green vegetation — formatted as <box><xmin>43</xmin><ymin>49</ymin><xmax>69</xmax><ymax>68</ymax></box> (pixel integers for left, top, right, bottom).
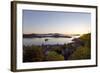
<box><xmin>23</xmin><ymin>45</ymin><xmax>44</xmax><ymax>62</ymax></box>
<box><xmin>50</xmin><ymin>46</ymin><xmax>62</xmax><ymax>54</ymax></box>
<box><xmin>23</xmin><ymin>45</ymin><xmax>65</xmax><ymax>62</ymax></box>
<box><xmin>46</xmin><ymin>51</ymin><xmax>64</xmax><ymax>61</ymax></box>
<box><xmin>68</xmin><ymin>46</ymin><xmax>90</xmax><ymax>60</ymax></box>
<box><xmin>68</xmin><ymin>33</ymin><xmax>91</xmax><ymax>60</ymax></box>
<box><xmin>79</xmin><ymin>33</ymin><xmax>91</xmax><ymax>48</ymax></box>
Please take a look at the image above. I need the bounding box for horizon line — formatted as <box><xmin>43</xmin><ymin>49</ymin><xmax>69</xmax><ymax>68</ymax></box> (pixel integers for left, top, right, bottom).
<box><xmin>23</xmin><ymin>32</ymin><xmax>91</xmax><ymax>35</ymax></box>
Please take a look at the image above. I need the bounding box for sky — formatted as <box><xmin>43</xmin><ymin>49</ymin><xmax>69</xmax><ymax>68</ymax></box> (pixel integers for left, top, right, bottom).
<box><xmin>22</xmin><ymin>10</ymin><xmax>91</xmax><ymax>34</ymax></box>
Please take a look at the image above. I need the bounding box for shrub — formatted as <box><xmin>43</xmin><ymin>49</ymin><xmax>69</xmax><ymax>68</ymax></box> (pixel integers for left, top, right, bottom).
<box><xmin>46</xmin><ymin>51</ymin><xmax>64</xmax><ymax>61</ymax></box>
<box><xmin>79</xmin><ymin>33</ymin><xmax>91</xmax><ymax>48</ymax></box>
<box><xmin>68</xmin><ymin>33</ymin><xmax>91</xmax><ymax>60</ymax></box>
<box><xmin>23</xmin><ymin>45</ymin><xmax>44</xmax><ymax>62</ymax></box>
<box><xmin>50</xmin><ymin>46</ymin><xmax>62</xmax><ymax>54</ymax></box>
<box><xmin>68</xmin><ymin>46</ymin><xmax>91</xmax><ymax>60</ymax></box>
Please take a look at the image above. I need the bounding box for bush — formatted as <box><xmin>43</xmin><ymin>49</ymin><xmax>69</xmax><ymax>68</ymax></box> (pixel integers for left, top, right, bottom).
<box><xmin>23</xmin><ymin>45</ymin><xmax>44</xmax><ymax>62</ymax></box>
<box><xmin>68</xmin><ymin>46</ymin><xmax>91</xmax><ymax>60</ymax></box>
<box><xmin>46</xmin><ymin>51</ymin><xmax>64</xmax><ymax>61</ymax></box>
<box><xmin>79</xmin><ymin>33</ymin><xmax>91</xmax><ymax>48</ymax></box>
<box><xmin>50</xmin><ymin>46</ymin><xmax>62</xmax><ymax>54</ymax></box>
<box><xmin>68</xmin><ymin>33</ymin><xmax>91</xmax><ymax>60</ymax></box>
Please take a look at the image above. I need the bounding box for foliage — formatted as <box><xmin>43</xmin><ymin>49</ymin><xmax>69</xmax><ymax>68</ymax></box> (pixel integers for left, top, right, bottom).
<box><xmin>23</xmin><ymin>45</ymin><xmax>44</xmax><ymax>62</ymax></box>
<box><xmin>68</xmin><ymin>46</ymin><xmax>91</xmax><ymax>60</ymax></box>
<box><xmin>68</xmin><ymin>33</ymin><xmax>91</xmax><ymax>60</ymax></box>
<box><xmin>46</xmin><ymin>51</ymin><xmax>64</xmax><ymax>61</ymax></box>
<box><xmin>79</xmin><ymin>33</ymin><xmax>91</xmax><ymax>48</ymax></box>
<box><xmin>50</xmin><ymin>46</ymin><xmax>62</xmax><ymax>54</ymax></box>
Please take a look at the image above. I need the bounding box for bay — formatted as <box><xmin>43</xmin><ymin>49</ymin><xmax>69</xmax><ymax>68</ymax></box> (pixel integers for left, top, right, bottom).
<box><xmin>23</xmin><ymin>35</ymin><xmax>80</xmax><ymax>46</ymax></box>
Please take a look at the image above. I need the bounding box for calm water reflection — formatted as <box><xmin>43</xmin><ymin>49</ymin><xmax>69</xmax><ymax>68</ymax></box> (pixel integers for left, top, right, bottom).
<box><xmin>23</xmin><ymin>36</ymin><xmax>80</xmax><ymax>46</ymax></box>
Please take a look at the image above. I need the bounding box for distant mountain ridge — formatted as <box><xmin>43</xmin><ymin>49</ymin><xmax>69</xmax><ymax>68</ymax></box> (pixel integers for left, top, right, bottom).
<box><xmin>23</xmin><ymin>33</ymin><xmax>72</xmax><ymax>38</ymax></box>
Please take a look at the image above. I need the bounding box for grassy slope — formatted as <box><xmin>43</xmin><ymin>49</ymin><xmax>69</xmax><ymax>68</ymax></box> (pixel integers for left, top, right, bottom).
<box><xmin>68</xmin><ymin>33</ymin><xmax>91</xmax><ymax>60</ymax></box>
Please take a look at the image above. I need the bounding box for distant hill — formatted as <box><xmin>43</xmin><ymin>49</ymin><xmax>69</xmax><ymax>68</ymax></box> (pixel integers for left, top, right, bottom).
<box><xmin>23</xmin><ymin>33</ymin><xmax>72</xmax><ymax>38</ymax></box>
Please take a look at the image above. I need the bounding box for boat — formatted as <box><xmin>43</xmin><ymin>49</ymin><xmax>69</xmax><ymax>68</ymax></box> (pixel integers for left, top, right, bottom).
<box><xmin>45</xmin><ymin>39</ymin><xmax>49</xmax><ymax>41</ymax></box>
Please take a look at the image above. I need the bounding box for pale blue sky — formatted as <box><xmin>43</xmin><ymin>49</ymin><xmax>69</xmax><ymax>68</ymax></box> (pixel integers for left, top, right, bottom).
<box><xmin>22</xmin><ymin>10</ymin><xmax>91</xmax><ymax>34</ymax></box>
